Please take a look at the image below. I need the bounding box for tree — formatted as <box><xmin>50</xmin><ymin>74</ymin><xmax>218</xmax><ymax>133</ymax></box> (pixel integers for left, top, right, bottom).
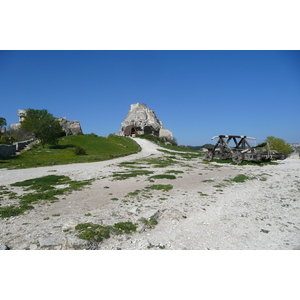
<box><xmin>21</xmin><ymin>109</ymin><xmax>63</xmax><ymax>147</ymax></box>
<box><xmin>0</xmin><ymin>131</ymin><xmax>18</xmax><ymax>145</ymax></box>
<box><xmin>265</xmin><ymin>136</ymin><xmax>293</xmax><ymax>154</ymax></box>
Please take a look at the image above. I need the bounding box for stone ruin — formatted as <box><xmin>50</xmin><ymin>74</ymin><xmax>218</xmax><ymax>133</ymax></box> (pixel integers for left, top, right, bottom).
<box><xmin>9</xmin><ymin>109</ymin><xmax>83</xmax><ymax>136</ymax></box>
<box><xmin>56</xmin><ymin>117</ymin><xmax>82</xmax><ymax>136</ymax></box>
<box><xmin>118</xmin><ymin>103</ymin><xmax>174</xmax><ymax>142</ymax></box>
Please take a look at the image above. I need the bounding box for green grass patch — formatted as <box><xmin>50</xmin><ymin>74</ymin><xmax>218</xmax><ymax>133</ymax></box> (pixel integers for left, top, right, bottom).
<box><xmin>75</xmin><ymin>221</ymin><xmax>137</xmax><ymax>242</ymax></box>
<box><xmin>125</xmin><ymin>190</ymin><xmax>142</xmax><ymax>197</ymax></box>
<box><xmin>140</xmin><ymin>217</ymin><xmax>158</xmax><ymax>229</ymax></box>
<box><xmin>0</xmin><ymin>135</ymin><xmax>141</xmax><ymax>169</ymax></box>
<box><xmin>0</xmin><ymin>204</ymin><xmax>34</xmax><ymax>218</ymax></box>
<box><xmin>0</xmin><ymin>186</ymin><xmax>18</xmax><ymax>200</ymax></box>
<box><xmin>213</xmin><ymin>184</ymin><xmax>227</xmax><ymax>188</ymax></box>
<box><xmin>149</xmin><ymin>174</ymin><xmax>176</xmax><ymax>180</ymax></box>
<box><xmin>11</xmin><ymin>175</ymin><xmax>69</xmax><ymax>191</ymax></box>
<box><xmin>145</xmin><ymin>184</ymin><xmax>173</xmax><ymax>191</ymax></box>
<box><xmin>118</xmin><ymin>161</ymin><xmax>145</xmax><ymax>168</ymax></box>
<box><xmin>198</xmin><ymin>192</ymin><xmax>209</xmax><ymax>196</ymax></box>
<box><xmin>113</xmin><ymin>222</ymin><xmax>137</xmax><ymax>234</ymax></box>
<box><xmin>165</xmin><ymin>170</ymin><xmax>184</xmax><ymax>174</ymax></box>
<box><xmin>112</xmin><ymin>170</ymin><xmax>154</xmax><ymax>180</ymax></box>
<box><xmin>230</xmin><ymin>174</ymin><xmax>252</xmax><ymax>183</ymax></box>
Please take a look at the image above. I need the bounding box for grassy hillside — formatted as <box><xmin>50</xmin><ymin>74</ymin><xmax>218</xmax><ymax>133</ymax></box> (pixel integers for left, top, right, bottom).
<box><xmin>0</xmin><ymin>135</ymin><xmax>141</xmax><ymax>169</ymax></box>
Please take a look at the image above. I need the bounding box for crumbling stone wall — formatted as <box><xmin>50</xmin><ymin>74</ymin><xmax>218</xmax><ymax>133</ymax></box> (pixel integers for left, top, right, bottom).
<box><xmin>0</xmin><ymin>139</ymin><xmax>36</xmax><ymax>157</ymax></box>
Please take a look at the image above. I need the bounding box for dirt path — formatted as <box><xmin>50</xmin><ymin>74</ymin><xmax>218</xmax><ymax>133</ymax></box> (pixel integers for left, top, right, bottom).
<box><xmin>0</xmin><ymin>138</ymin><xmax>161</xmax><ymax>185</ymax></box>
<box><xmin>1</xmin><ymin>138</ymin><xmax>299</xmax><ymax>250</ymax></box>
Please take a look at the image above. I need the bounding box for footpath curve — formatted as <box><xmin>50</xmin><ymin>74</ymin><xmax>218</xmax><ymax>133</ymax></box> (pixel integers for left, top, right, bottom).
<box><xmin>0</xmin><ymin>138</ymin><xmax>162</xmax><ymax>185</ymax></box>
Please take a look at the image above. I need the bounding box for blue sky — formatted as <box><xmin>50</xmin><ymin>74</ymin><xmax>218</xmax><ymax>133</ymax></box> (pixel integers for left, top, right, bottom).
<box><xmin>1</xmin><ymin>50</ymin><xmax>299</xmax><ymax>145</ymax></box>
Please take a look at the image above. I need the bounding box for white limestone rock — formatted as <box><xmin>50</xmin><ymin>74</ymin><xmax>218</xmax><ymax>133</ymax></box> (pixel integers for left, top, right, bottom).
<box><xmin>119</xmin><ymin>103</ymin><xmax>174</xmax><ymax>142</ymax></box>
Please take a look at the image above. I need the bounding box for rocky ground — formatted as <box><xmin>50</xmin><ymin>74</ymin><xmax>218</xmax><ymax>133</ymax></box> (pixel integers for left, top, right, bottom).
<box><xmin>1</xmin><ymin>138</ymin><xmax>299</xmax><ymax>250</ymax></box>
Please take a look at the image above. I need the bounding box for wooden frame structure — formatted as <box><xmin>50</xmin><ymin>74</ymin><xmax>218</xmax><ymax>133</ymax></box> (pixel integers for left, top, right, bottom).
<box><xmin>204</xmin><ymin>135</ymin><xmax>286</xmax><ymax>164</ymax></box>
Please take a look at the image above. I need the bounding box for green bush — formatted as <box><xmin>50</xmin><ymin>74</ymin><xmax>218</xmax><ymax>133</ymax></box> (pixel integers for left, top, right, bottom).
<box><xmin>73</xmin><ymin>146</ymin><xmax>87</xmax><ymax>155</ymax></box>
<box><xmin>264</xmin><ymin>136</ymin><xmax>293</xmax><ymax>154</ymax></box>
<box><xmin>0</xmin><ymin>132</ymin><xmax>18</xmax><ymax>145</ymax></box>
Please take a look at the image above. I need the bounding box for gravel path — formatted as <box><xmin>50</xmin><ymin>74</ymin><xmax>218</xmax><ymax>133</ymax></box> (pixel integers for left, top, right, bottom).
<box><xmin>1</xmin><ymin>138</ymin><xmax>299</xmax><ymax>250</ymax></box>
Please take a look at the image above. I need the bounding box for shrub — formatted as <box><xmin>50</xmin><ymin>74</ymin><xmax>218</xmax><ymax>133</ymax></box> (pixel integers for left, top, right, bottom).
<box><xmin>73</xmin><ymin>146</ymin><xmax>87</xmax><ymax>155</ymax></box>
<box><xmin>264</xmin><ymin>136</ymin><xmax>293</xmax><ymax>154</ymax></box>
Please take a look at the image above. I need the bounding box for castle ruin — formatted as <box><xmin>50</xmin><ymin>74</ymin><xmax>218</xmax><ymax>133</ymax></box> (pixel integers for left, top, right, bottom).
<box><xmin>9</xmin><ymin>109</ymin><xmax>82</xmax><ymax>136</ymax></box>
<box><xmin>118</xmin><ymin>103</ymin><xmax>174</xmax><ymax>142</ymax></box>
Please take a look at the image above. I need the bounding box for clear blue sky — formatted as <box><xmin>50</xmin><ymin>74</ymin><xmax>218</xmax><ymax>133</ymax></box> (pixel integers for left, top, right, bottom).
<box><xmin>1</xmin><ymin>50</ymin><xmax>299</xmax><ymax>145</ymax></box>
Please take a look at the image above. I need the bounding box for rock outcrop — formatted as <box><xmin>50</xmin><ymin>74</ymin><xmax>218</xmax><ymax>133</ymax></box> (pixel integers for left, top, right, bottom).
<box><xmin>9</xmin><ymin>110</ymin><xmax>83</xmax><ymax>136</ymax></box>
<box><xmin>118</xmin><ymin>103</ymin><xmax>174</xmax><ymax>142</ymax></box>
<box><xmin>56</xmin><ymin>117</ymin><xmax>82</xmax><ymax>136</ymax></box>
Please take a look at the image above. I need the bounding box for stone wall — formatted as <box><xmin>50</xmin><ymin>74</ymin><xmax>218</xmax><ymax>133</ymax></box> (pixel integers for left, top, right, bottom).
<box><xmin>0</xmin><ymin>144</ymin><xmax>17</xmax><ymax>157</ymax></box>
<box><xmin>0</xmin><ymin>139</ymin><xmax>36</xmax><ymax>158</ymax></box>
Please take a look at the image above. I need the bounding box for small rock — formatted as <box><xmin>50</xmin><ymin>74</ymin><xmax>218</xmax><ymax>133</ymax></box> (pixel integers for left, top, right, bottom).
<box><xmin>140</xmin><ymin>209</ymin><xmax>159</xmax><ymax>219</ymax></box>
<box><xmin>127</xmin><ymin>207</ymin><xmax>140</xmax><ymax>215</ymax></box>
<box><xmin>136</xmin><ymin>224</ymin><xmax>146</xmax><ymax>233</ymax></box>
<box><xmin>62</xmin><ymin>223</ymin><xmax>79</xmax><ymax>230</ymax></box>
<box><xmin>65</xmin><ymin>235</ymin><xmax>86</xmax><ymax>249</ymax></box>
<box><xmin>0</xmin><ymin>244</ymin><xmax>10</xmax><ymax>250</ymax></box>
<box><xmin>137</xmin><ymin>239</ymin><xmax>150</xmax><ymax>248</ymax></box>
<box><xmin>39</xmin><ymin>237</ymin><xmax>63</xmax><ymax>247</ymax></box>
<box><xmin>29</xmin><ymin>244</ymin><xmax>38</xmax><ymax>250</ymax></box>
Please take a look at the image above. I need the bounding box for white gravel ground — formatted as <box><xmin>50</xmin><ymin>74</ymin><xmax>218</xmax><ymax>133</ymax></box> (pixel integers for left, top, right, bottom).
<box><xmin>1</xmin><ymin>138</ymin><xmax>299</xmax><ymax>250</ymax></box>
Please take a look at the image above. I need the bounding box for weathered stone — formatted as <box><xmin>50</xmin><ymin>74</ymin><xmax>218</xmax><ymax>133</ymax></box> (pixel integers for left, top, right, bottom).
<box><xmin>0</xmin><ymin>139</ymin><xmax>36</xmax><ymax>157</ymax></box>
<box><xmin>159</xmin><ymin>128</ymin><xmax>174</xmax><ymax>141</ymax></box>
<box><xmin>29</xmin><ymin>244</ymin><xmax>38</xmax><ymax>250</ymax></box>
<box><xmin>9</xmin><ymin>123</ymin><xmax>21</xmax><ymax>131</ymax></box>
<box><xmin>119</xmin><ymin>103</ymin><xmax>174</xmax><ymax>142</ymax></box>
<box><xmin>127</xmin><ymin>207</ymin><xmax>141</xmax><ymax>215</ymax></box>
<box><xmin>56</xmin><ymin>117</ymin><xmax>83</xmax><ymax>136</ymax></box>
<box><xmin>0</xmin><ymin>244</ymin><xmax>10</xmax><ymax>250</ymax></box>
<box><xmin>140</xmin><ymin>209</ymin><xmax>159</xmax><ymax>219</ymax></box>
<box><xmin>62</xmin><ymin>222</ymin><xmax>79</xmax><ymax>231</ymax></box>
<box><xmin>18</xmin><ymin>109</ymin><xmax>27</xmax><ymax>122</ymax></box>
<box><xmin>39</xmin><ymin>237</ymin><xmax>63</xmax><ymax>247</ymax></box>
<box><xmin>65</xmin><ymin>236</ymin><xmax>86</xmax><ymax>249</ymax></box>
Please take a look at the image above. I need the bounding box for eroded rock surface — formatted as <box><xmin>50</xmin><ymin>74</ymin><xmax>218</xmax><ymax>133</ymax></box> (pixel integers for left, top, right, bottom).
<box><xmin>119</xmin><ymin>103</ymin><xmax>174</xmax><ymax>142</ymax></box>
